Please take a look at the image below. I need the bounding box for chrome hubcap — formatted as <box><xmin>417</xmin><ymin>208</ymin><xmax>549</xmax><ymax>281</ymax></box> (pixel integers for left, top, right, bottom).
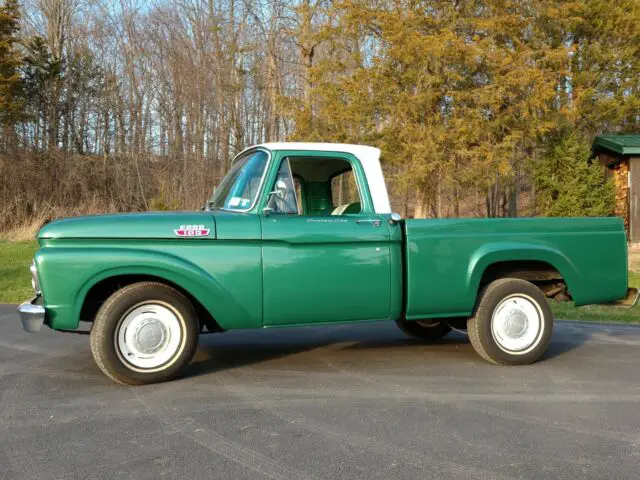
<box><xmin>135</xmin><ymin>319</ymin><xmax>167</xmax><ymax>354</ymax></box>
<box><xmin>491</xmin><ymin>295</ymin><xmax>543</xmax><ymax>354</ymax></box>
<box><xmin>116</xmin><ymin>303</ymin><xmax>184</xmax><ymax>371</ymax></box>
<box><xmin>503</xmin><ymin>310</ymin><xmax>528</xmax><ymax>338</ymax></box>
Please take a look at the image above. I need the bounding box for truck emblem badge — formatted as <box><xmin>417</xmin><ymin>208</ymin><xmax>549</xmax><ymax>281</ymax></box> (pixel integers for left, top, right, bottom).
<box><xmin>174</xmin><ymin>225</ymin><xmax>210</xmax><ymax>237</ymax></box>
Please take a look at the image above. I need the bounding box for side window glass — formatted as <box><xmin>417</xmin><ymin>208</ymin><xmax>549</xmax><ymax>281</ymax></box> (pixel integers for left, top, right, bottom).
<box><xmin>331</xmin><ymin>169</ymin><xmax>361</xmax><ymax>214</ymax></box>
<box><xmin>267</xmin><ymin>159</ymin><xmax>299</xmax><ymax>215</ymax></box>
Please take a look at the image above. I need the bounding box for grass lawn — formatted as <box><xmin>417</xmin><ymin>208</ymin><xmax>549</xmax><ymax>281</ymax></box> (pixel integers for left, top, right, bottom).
<box><xmin>0</xmin><ymin>241</ymin><xmax>639</xmax><ymax>323</ymax></box>
<box><xmin>550</xmin><ymin>270</ymin><xmax>640</xmax><ymax>323</ymax></box>
<box><xmin>0</xmin><ymin>241</ymin><xmax>39</xmax><ymax>304</ymax></box>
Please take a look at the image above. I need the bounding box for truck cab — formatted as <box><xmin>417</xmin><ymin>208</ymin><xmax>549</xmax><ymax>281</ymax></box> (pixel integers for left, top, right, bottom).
<box><xmin>18</xmin><ymin>143</ymin><xmax>635</xmax><ymax>385</ymax></box>
<box><xmin>212</xmin><ymin>144</ymin><xmax>402</xmax><ymax>328</ymax></box>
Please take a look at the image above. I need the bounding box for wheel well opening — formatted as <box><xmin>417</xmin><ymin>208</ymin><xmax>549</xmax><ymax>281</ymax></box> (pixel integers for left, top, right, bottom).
<box><xmin>80</xmin><ymin>274</ymin><xmax>223</xmax><ymax>332</ymax></box>
<box><xmin>480</xmin><ymin>260</ymin><xmax>570</xmax><ymax>300</ymax></box>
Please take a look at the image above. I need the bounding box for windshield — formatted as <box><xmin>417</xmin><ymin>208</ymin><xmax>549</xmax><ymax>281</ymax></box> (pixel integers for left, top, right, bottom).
<box><xmin>208</xmin><ymin>150</ymin><xmax>269</xmax><ymax>210</ymax></box>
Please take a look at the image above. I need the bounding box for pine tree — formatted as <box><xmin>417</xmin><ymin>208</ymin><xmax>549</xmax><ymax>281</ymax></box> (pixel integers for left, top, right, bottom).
<box><xmin>559</xmin><ymin>0</ymin><xmax>640</xmax><ymax>136</ymax></box>
<box><xmin>533</xmin><ymin>131</ymin><xmax>615</xmax><ymax>217</ymax></box>
<box><xmin>0</xmin><ymin>0</ymin><xmax>24</xmax><ymax>146</ymax></box>
<box><xmin>290</xmin><ymin>0</ymin><xmax>569</xmax><ymax>218</ymax></box>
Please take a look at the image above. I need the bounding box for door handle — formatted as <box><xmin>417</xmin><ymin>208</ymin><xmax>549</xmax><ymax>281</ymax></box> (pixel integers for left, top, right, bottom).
<box><xmin>356</xmin><ymin>219</ymin><xmax>381</xmax><ymax>227</ymax></box>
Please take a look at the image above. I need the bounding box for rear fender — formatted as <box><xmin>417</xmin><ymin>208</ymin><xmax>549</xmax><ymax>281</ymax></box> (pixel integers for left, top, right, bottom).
<box><xmin>468</xmin><ymin>242</ymin><xmax>579</xmax><ymax>302</ymax></box>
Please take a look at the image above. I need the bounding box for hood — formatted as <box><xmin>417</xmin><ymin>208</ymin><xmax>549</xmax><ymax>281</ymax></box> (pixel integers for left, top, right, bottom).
<box><xmin>38</xmin><ymin>211</ymin><xmax>217</xmax><ymax>240</ymax></box>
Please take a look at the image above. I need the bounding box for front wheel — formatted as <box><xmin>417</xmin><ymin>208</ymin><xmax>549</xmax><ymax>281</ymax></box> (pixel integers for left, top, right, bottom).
<box><xmin>468</xmin><ymin>278</ymin><xmax>553</xmax><ymax>365</ymax></box>
<box><xmin>90</xmin><ymin>282</ymin><xmax>199</xmax><ymax>385</ymax></box>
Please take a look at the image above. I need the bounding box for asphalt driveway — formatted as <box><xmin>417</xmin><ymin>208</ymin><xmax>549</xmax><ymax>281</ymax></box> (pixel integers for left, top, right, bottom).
<box><xmin>1</xmin><ymin>304</ymin><xmax>639</xmax><ymax>479</ymax></box>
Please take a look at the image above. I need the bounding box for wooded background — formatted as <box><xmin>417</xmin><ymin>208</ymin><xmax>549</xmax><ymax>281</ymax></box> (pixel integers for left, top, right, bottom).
<box><xmin>0</xmin><ymin>0</ymin><xmax>638</xmax><ymax>234</ymax></box>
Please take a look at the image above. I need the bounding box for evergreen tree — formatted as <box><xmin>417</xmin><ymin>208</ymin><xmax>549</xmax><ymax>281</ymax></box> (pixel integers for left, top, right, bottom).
<box><xmin>290</xmin><ymin>0</ymin><xmax>568</xmax><ymax>217</ymax></box>
<box><xmin>22</xmin><ymin>35</ymin><xmax>63</xmax><ymax>149</ymax></box>
<box><xmin>0</xmin><ymin>0</ymin><xmax>25</xmax><ymax>145</ymax></box>
<box><xmin>560</xmin><ymin>0</ymin><xmax>640</xmax><ymax>136</ymax></box>
<box><xmin>533</xmin><ymin>131</ymin><xmax>615</xmax><ymax>217</ymax></box>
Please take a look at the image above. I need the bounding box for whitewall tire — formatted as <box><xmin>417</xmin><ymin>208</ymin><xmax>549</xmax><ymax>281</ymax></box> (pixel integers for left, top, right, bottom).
<box><xmin>468</xmin><ymin>278</ymin><xmax>553</xmax><ymax>365</ymax></box>
<box><xmin>90</xmin><ymin>282</ymin><xmax>199</xmax><ymax>385</ymax></box>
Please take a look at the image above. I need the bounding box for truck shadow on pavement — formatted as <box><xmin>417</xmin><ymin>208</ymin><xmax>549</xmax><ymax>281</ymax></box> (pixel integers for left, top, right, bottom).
<box><xmin>182</xmin><ymin>321</ymin><xmax>589</xmax><ymax>380</ymax></box>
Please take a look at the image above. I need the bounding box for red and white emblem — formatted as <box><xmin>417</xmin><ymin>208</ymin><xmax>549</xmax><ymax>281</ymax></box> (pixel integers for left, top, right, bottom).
<box><xmin>174</xmin><ymin>224</ymin><xmax>210</xmax><ymax>237</ymax></box>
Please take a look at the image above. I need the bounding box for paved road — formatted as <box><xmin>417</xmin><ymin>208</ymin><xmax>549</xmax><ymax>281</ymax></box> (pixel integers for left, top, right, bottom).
<box><xmin>1</xmin><ymin>305</ymin><xmax>640</xmax><ymax>479</ymax></box>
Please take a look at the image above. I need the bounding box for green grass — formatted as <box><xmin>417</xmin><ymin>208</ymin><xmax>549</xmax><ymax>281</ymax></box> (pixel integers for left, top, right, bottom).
<box><xmin>0</xmin><ymin>241</ymin><xmax>39</xmax><ymax>304</ymax></box>
<box><xmin>550</xmin><ymin>270</ymin><xmax>640</xmax><ymax>323</ymax></box>
<box><xmin>0</xmin><ymin>241</ymin><xmax>639</xmax><ymax>323</ymax></box>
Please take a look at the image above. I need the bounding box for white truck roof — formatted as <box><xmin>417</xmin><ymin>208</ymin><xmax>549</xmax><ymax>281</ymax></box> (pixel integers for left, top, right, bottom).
<box><xmin>241</xmin><ymin>142</ymin><xmax>392</xmax><ymax>214</ymax></box>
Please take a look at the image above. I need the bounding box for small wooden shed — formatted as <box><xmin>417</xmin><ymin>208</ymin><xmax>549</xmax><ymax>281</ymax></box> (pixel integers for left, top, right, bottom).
<box><xmin>593</xmin><ymin>135</ymin><xmax>640</xmax><ymax>243</ymax></box>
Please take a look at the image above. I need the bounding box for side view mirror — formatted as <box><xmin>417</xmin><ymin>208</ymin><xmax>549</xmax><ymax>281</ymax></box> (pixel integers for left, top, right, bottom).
<box><xmin>270</xmin><ymin>179</ymin><xmax>288</xmax><ymax>200</ymax></box>
<box><xmin>263</xmin><ymin>180</ymin><xmax>289</xmax><ymax>216</ymax></box>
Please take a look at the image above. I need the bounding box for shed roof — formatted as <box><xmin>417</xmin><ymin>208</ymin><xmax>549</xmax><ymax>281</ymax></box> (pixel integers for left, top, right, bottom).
<box><xmin>593</xmin><ymin>135</ymin><xmax>640</xmax><ymax>156</ymax></box>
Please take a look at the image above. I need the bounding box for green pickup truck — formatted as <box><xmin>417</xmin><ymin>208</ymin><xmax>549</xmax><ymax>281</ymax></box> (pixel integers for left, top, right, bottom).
<box><xmin>18</xmin><ymin>143</ymin><xmax>636</xmax><ymax>385</ymax></box>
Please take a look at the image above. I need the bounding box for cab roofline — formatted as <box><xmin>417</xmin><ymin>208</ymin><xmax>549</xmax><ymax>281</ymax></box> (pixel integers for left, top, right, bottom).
<box><xmin>234</xmin><ymin>143</ymin><xmax>391</xmax><ymax>214</ymax></box>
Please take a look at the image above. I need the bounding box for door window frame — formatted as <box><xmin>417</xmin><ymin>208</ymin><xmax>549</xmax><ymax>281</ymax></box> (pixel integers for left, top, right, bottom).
<box><xmin>258</xmin><ymin>150</ymin><xmax>375</xmax><ymax>215</ymax></box>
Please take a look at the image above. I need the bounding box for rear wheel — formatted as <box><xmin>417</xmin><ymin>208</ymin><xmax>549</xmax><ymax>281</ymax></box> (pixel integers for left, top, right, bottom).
<box><xmin>90</xmin><ymin>282</ymin><xmax>199</xmax><ymax>385</ymax></box>
<box><xmin>468</xmin><ymin>278</ymin><xmax>553</xmax><ymax>365</ymax></box>
<box><xmin>396</xmin><ymin>317</ymin><xmax>452</xmax><ymax>340</ymax></box>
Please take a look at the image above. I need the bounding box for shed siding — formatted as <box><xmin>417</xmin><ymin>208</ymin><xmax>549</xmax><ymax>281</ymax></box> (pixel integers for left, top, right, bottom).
<box><xmin>610</xmin><ymin>159</ymin><xmax>630</xmax><ymax>237</ymax></box>
<box><xmin>630</xmin><ymin>158</ymin><xmax>640</xmax><ymax>242</ymax></box>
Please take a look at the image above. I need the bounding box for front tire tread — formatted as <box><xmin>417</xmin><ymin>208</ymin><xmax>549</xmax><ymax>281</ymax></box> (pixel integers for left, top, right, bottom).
<box><xmin>90</xmin><ymin>282</ymin><xmax>198</xmax><ymax>385</ymax></box>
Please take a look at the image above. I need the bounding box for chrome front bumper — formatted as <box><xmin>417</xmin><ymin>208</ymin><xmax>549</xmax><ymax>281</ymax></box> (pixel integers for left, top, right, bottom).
<box><xmin>17</xmin><ymin>296</ymin><xmax>46</xmax><ymax>333</ymax></box>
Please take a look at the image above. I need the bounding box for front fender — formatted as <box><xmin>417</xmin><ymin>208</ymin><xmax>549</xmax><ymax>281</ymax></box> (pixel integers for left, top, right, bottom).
<box><xmin>36</xmin><ymin>246</ymin><xmax>260</xmax><ymax>330</ymax></box>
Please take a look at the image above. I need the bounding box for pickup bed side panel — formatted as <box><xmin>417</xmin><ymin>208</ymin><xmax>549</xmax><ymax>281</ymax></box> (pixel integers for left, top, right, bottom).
<box><xmin>404</xmin><ymin>217</ymin><xmax>628</xmax><ymax>319</ymax></box>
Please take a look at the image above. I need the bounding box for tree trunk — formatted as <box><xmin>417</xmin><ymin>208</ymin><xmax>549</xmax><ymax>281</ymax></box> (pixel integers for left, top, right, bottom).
<box><xmin>413</xmin><ymin>185</ymin><xmax>429</xmax><ymax>219</ymax></box>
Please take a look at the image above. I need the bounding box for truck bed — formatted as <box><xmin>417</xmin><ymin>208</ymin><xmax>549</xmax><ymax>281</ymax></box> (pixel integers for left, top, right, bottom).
<box><xmin>403</xmin><ymin>217</ymin><xmax>628</xmax><ymax>320</ymax></box>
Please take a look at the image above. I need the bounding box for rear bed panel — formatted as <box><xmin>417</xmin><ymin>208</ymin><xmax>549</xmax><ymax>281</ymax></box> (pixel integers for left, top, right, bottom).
<box><xmin>403</xmin><ymin>217</ymin><xmax>628</xmax><ymax>319</ymax></box>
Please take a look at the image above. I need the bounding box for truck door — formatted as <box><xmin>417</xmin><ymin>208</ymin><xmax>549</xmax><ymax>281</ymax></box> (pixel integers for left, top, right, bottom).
<box><xmin>260</xmin><ymin>154</ymin><xmax>392</xmax><ymax>327</ymax></box>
